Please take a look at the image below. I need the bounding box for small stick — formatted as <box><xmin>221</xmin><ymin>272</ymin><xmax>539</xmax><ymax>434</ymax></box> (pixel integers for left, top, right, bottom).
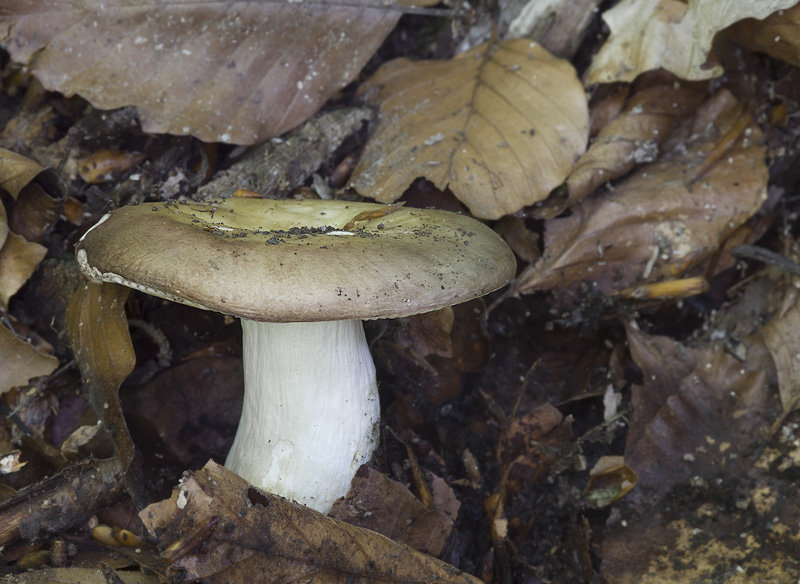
<box><xmin>0</xmin><ymin>457</ymin><xmax>127</xmax><ymax>549</ymax></box>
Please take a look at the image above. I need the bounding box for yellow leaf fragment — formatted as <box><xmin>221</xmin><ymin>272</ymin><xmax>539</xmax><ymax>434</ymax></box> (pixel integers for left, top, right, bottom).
<box><xmin>352</xmin><ymin>38</ymin><xmax>589</xmax><ymax>219</ymax></box>
<box><xmin>585</xmin><ymin>0</ymin><xmax>799</xmax><ymax>84</ymax></box>
<box><xmin>343</xmin><ymin>201</ymin><xmax>405</xmax><ymax>230</ymax></box>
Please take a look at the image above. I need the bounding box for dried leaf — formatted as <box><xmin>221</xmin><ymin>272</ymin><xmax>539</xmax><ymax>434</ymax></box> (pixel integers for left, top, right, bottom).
<box><xmin>330</xmin><ymin>466</ymin><xmax>457</xmax><ymax>558</ymax></box>
<box><xmin>0</xmin><ymin>148</ymin><xmax>63</xmax><ymax>306</ymax></box>
<box><xmin>729</xmin><ymin>2</ymin><xmax>800</xmax><ymax>68</ymax></box>
<box><xmin>0</xmin><ymin>324</ymin><xmax>57</xmax><ymax>395</ymax></box>
<box><xmin>0</xmin><ymin>1</ymin><xmax>399</xmax><ymax>145</ymax></box>
<box><xmin>140</xmin><ymin>461</ymin><xmax>481</xmax><ymax>583</ymax></box>
<box><xmin>511</xmin><ymin>90</ymin><xmax>767</xmax><ymax>297</ymax></box>
<box><xmin>65</xmin><ymin>280</ymin><xmax>138</xmax><ymax>481</ymax></box>
<box><xmin>583</xmin><ymin>457</ymin><xmax>637</xmax><ymax>507</ymax></box>
<box><xmin>0</xmin><ymin>230</ymin><xmax>47</xmax><ymax>309</ymax></box>
<box><xmin>623</xmin><ymin>323</ymin><xmax>778</xmax><ymax>498</ymax></box>
<box><xmin>497</xmin><ymin>403</ymin><xmax>571</xmax><ymax>494</ymax></box>
<box><xmin>351</xmin><ymin>38</ymin><xmax>589</xmax><ymax>219</ymax></box>
<box><xmin>585</xmin><ymin>0</ymin><xmax>798</xmax><ymax>84</ymax></box>
<box><xmin>0</xmin><ymin>148</ymin><xmax>54</xmax><ymax>199</ymax></box>
<box><xmin>535</xmin><ymin>72</ymin><xmax>707</xmax><ymax>217</ymax></box>
<box><xmin>761</xmin><ymin>286</ymin><xmax>800</xmax><ymax>418</ymax></box>
<box><xmin>600</xmin><ymin>323</ymin><xmax>788</xmax><ymax>583</ymax></box>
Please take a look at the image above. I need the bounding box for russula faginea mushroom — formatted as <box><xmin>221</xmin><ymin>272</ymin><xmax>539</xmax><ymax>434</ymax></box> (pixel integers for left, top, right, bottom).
<box><xmin>75</xmin><ymin>198</ymin><xmax>515</xmax><ymax>513</ymax></box>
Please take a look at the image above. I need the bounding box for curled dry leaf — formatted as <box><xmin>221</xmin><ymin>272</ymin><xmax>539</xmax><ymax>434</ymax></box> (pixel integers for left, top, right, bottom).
<box><xmin>0</xmin><ymin>148</ymin><xmax>63</xmax><ymax>307</ymax></box>
<box><xmin>0</xmin><ymin>324</ymin><xmax>58</xmax><ymax>395</ymax></box>
<box><xmin>140</xmin><ymin>461</ymin><xmax>481</xmax><ymax>584</ymax></box>
<box><xmin>0</xmin><ymin>229</ymin><xmax>47</xmax><ymax>308</ymax></box>
<box><xmin>511</xmin><ymin>90</ymin><xmax>767</xmax><ymax>297</ymax></box>
<box><xmin>351</xmin><ymin>38</ymin><xmax>589</xmax><ymax>219</ymax></box>
<box><xmin>0</xmin><ymin>0</ymin><xmax>399</xmax><ymax>145</ymax></box>
<box><xmin>729</xmin><ymin>2</ymin><xmax>800</xmax><ymax>69</ymax></box>
<box><xmin>535</xmin><ymin>72</ymin><xmax>707</xmax><ymax>217</ymax></box>
<box><xmin>65</xmin><ymin>280</ymin><xmax>140</xmax><ymax>485</ymax></box>
<box><xmin>585</xmin><ymin>0</ymin><xmax>799</xmax><ymax>84</ymax></box>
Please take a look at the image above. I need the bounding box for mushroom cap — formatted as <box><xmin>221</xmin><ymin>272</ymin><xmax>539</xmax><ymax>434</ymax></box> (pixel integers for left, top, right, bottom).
<box><xmin>76</xmin><ymin>198</ymin><xmax>516</xmax><ymax>322</ymax></box>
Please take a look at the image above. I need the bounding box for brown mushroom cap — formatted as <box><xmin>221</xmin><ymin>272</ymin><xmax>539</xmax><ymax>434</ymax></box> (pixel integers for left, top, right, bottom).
<box><xmin>76</xmin><ymin>198</ymin><xmax>516</xmax><ymax>322</ymax></box>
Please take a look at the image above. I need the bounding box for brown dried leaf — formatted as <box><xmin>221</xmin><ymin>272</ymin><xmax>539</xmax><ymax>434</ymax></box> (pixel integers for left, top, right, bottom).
<box><xmin>330</xmin><ymin>466</ymin><xmax>457</xmax><ymax>558</ymax></box>
<box><xmin>535</xmin><ymin>72</ymin><xmax>707</xmax><ymax>217</ymax></box>
<box><xmin>65</xmin><ymin>280</ymin><xmax>138</xmax><ymax>477</ymax></box>
<box><xmin>729</xmin><ymin>3</ymin><xmax>800</xmax><ymax>68</ymax></box>
<box><xmin>0</xmin><ymin>148</ymin><xmax>54</xmax><ymax>199</ymax></box>
<box><xmin>0</xmin><ymin>230</ymin><xmax>47</xmax><ymax>308</ymax></box>
<box><xmin>498</xmin><ymin>403</ymin><xmax>571</xmax><ymax>494</ymax></box>
<box><xmin>0</xmin><ymin>324</ymin><xmax>57</xmax><ymax>395</ymax></box>
<box><xmin>761</xmin><ymin>283</ymin><xmax>800</xmax><ymax>419</ymax></box>
<box><xmin>511</xmin><ymin>90</ymin><xmax>767</xmax><ymax>296</ymax></box>
<box><xmin>0</xmin><ymin>1</ymin><xmax>399</xmax><ymax>145</ymax></box>
<box><xmin>585</xmin><ymin>0</ymin><xmax>798</xmax><ymax>84</ymax></box>
<box><xmin>0</xmin><ymin>148</ymin><xmax>63</xmax><ymax>306</ymax></box>
<box><xmin>623</xmin><ymin>323</ymin><xmax>778</xmax><ymax>498</ymax></box>
<box><xmin>600</xmin><ymin>323</ymin><xmax>788</xmax><ymax>583</ymax></box>
<box><xmin>140</xmin><ymin>461</ymin><xmax>481</xmax><ymax>583</ymax></box>
<box><xmin>351</xmin><ymin>38</ymin><xmax>589</xmax><ymax>219</ymax></box>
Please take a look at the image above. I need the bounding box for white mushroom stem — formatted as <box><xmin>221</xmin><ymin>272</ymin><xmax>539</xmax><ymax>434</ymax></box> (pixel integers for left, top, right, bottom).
<box><xmin>225</xmin><ymin>319</ymin><xmax>380</xmax><ymax>513</ymax></box>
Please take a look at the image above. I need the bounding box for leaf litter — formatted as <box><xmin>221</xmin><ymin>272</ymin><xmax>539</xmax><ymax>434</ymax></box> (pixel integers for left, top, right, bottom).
<box><xmin>510</xmin><ymin>88</ymin><xmax>768</xmax><ymax>297</ymax></box>
<box><xmin>140</xmin><ymin>461</ymin><xmax>481</xmax><ymax>584</ymax></box>
<box><xmin>3</xmin><ymin>3</ymin><xmax>800</xmax><ymax>583</ymax></box>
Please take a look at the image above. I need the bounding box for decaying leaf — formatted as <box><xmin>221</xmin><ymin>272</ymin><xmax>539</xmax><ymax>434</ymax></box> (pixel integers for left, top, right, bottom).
<box><xmin>330</xmin><ymin>466</ymin><xmax>458</xmax><ymax>558</ymax></box>
<box><xmin>140</xmin><ymin>461</ymin><xmax>481</xmax><ymax>583</ymax></box>
<box><xmin>498</xmin><ymin>403</ymin><xmax>572</xmax><ymax>494</ymax></box>
<box><xmin>600</xmin><ymin>322</ymin><xmax>789</xmax><ymax>583</ymax></box>
<box><xmin>65</xmin><ymin>280</ymin><xmax>139</xmax><ymax>484</ymax></box>
<box><xmin>623</xmin><ymin>322</ymin><xmax>778</xmax><ymax>499</ymax></box>
<box><xmin>535</xmin><ymin>72</ymin><xmax>707</xmax><ymax>217</ymax></box>
<box><xmin>0</xmin><ymin>0</ymin><xmax>399</xmax><ymax>145</ymax></box>
<box><xmin>0</xmin><ymin>148</ymin><xmax>63</xmax><ymax>307</ymax></box>
<box><xmin>511</xmin><ymin>90</ymin><xmax>767</xmax><ymax>297</ymax></box>
<box><xmin>351</xmin><ymin>38</ymin><xmax>589</xmax><ymax>219</ymax></box>
<box><xmin>760</xmin><ymin>277</ymin><xmax>800</xmax><ymax>423</ymax></box>
<box><xmin>0</xmin><ymin>324</ymin><xmax>57</xmax><ymax>395</ymax></box>
<box><xmin>584</xmin><ymin>0</ymin><xmax>799</xmax><ymax>84</ymax></box>
<box><xmin>729</xmin><ymin>2</ymin><xmax>800</xmax><ymax>68</ymax></box>
<box><xmin>583</xmin><ymin>456</ymin><xmax>637</xmax><ymax>508</ymax></box>
<box><xmin>0</xmin><ymin>229</ymin><xmax>47</xmax><ymax>308</ymax></box>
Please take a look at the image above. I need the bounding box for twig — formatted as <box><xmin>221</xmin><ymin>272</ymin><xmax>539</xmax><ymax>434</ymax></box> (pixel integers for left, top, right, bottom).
<box><xmin>0</xmin><ymin>457</ymin><xmax>127</xmax><ymax>550</ymax></box>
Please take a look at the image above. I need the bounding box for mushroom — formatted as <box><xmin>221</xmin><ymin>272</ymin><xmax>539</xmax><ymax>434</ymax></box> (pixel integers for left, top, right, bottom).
<box><xmin>75</xmin><ymin>198</ymin><xmax>515</xmax><ymax>513</ymax></box>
